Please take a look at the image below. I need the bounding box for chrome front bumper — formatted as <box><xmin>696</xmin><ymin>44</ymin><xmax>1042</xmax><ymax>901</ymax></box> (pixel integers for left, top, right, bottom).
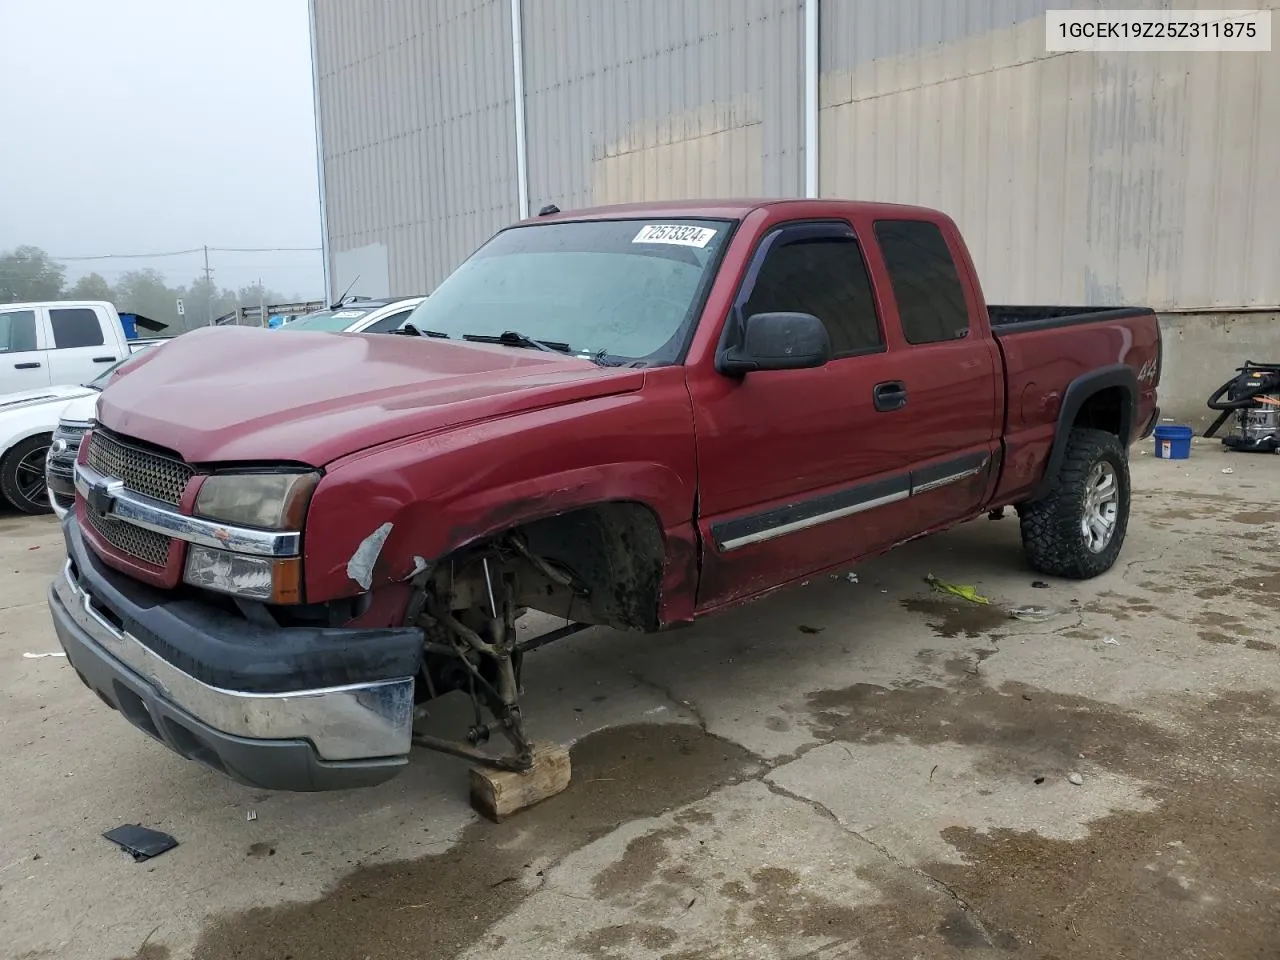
<box><xmin>49</xmin><ymin>559</ymin><xmax>416</xmax><ymax>791</ymax></box>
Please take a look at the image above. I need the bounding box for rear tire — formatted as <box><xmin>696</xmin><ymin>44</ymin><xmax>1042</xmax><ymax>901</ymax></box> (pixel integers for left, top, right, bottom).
<box><xmin>0</xmin><ymin>435</ymin><xmax>54</xmax><ymax>516</ymax></box>
<box><xmin>1018</xmin><ymin>427</ymin><xmax>1129</xmax><ymax>579</ymax></box>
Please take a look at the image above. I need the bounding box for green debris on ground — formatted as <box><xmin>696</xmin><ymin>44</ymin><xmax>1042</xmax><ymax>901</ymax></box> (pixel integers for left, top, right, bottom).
<box><xmin>925</xmin><ymin>574</ymin><xmax>991</xmax><ymax>605</ymax></box>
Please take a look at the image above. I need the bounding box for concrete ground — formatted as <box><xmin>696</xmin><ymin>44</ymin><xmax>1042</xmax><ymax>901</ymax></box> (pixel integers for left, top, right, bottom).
<box><xmin>3</xmin><ymin>442</ymin><xmax>1278</xmax><ymax>960</ymax></box>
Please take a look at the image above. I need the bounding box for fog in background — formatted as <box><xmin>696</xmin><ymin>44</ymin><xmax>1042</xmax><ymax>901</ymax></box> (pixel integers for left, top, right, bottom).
<box><xmin>0</xmin><ymin>0</ymin><xmax>323</xmax><ymax>319</ymax></box>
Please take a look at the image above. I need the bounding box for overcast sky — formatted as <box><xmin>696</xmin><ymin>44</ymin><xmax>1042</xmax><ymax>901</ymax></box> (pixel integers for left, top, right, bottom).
<box><xmin>0</xmin><ymin>0</ymin><xmax>323</xmax><ymax>298</ymax></box>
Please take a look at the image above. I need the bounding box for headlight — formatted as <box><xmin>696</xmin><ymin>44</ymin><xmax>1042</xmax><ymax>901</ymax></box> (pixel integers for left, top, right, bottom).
<box><xmin>184</xmin><ymin>545</ymin><xmax>302</xmax><ymax>604</ymax></box>
<box><xmin>194</xmin><ymin>472</ymin><xmax>319</xmax><ymax>529</ymax></box>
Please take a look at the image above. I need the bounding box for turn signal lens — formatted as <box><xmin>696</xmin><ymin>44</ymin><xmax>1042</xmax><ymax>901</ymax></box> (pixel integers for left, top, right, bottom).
<box><xmin>183</xmin><ymin>546</ymin><xmax>302</xmax><ymax>604</ymax></box>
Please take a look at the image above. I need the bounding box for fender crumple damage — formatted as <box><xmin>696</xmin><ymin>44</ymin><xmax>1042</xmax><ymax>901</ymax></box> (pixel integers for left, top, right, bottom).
<box><xmin>304</xmin><ymin>372</ymin><xmax>702</xmax><ymax>626</ymax></box>
<box><xmin>346</xmin><ymin>522</ymin><xmax>394</xmax><ymax>591</ymax></box>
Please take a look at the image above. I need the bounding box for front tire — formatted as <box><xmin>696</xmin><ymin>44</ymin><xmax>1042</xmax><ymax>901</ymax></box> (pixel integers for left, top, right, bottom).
<box><xmin>1018</xmin><ymin>427</ymin><xmax>1129</xmax><ymax>579</ymax></box>
<box><xmin>0</xmin><ymin>435</ymin><xmax>55</xmax><ymax>516</ymax></box>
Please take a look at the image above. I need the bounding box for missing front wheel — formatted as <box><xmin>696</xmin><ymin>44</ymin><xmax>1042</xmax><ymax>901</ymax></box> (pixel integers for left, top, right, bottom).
<box><xmin>406</xmin><ymin>536</ymin><xmax>595</xmax><ymax>772</ymax></box>
<box><xmin>410</xmin><ymin>554</ymin><xmax>535</xmax><ymax>771</ymax></box>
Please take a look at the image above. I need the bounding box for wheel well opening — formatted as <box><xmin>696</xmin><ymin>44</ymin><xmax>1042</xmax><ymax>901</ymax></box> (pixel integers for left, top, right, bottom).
<box><xmin>1073</xmin><ymin>387</ymin><xmax>1125</xmax><ymax>437</ymax></box>
<box><xmin>516</xmin><ymin>502</ymin><xmax>665</xmax><ymax>632</ymax></box>
<box><xmin>5</xmin><ymin>431</ymin><xmax>53</xmax><ymax>454</ymax></box>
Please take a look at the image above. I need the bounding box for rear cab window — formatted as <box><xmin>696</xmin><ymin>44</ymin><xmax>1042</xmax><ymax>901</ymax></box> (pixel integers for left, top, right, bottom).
<box><xmin>0</xmin><ymin>309</ymin><xmax>38</xmax><ymax>353</ymax></box>
<box><xmin>50</xmin><ymin>307</ymin><xmax>106</xmax><ymax>348</ymax></box>
<box><xmin>873</xmin><ymin>220</ymin><xmax>971</xmax><ymax>344</ymax></box>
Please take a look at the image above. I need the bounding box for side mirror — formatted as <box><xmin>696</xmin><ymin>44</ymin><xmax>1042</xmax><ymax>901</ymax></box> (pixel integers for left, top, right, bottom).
<box><xmin>717</xmin><ymin>312</ymin><xmax>831</xmax><ymax>376</ymax></box>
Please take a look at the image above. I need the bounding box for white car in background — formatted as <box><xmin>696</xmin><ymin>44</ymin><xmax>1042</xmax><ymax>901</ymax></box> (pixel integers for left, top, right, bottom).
<box><xmin>0</xmin><ymin>384</ymin><xmax>101</xmax><ymax>514</ymax></box>
<box><xmin>279</xmin><ymin>296</ymin><xmax>427</xmax><ymax>334</ymax></box>
<box><xmin>0</xmin><ymin>339</ymin><xmax>168</xmax><ymax>516</ymax></box>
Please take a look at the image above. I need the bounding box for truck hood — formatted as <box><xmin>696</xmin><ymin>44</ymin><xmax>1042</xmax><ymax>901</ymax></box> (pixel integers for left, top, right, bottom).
<box><xmin>95</xmin><ymin>326</ymin><xmax>647</xmax><ymax>465</ymax></box>
<box><xmin>0</xmin><ymin>383</ymin><xmax>94</xmax><ymax>413</ymax></box>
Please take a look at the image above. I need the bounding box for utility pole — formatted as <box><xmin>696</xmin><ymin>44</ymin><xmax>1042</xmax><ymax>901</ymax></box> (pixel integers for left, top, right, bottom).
<box><xmin>203</xmin><ymin>245</ymin><xmax>213</xmax><ymax>326</ymax></box>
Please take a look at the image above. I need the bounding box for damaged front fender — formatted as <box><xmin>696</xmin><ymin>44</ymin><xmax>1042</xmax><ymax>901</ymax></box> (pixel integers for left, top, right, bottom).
<box><xmin>299</xmin><ymin>371</ymin><xmax>702</xmax><ymax>622</ymax></box>
<box><xmin>346</xmin><ymin>522</ymin><xmax>394</xmax><ymax>591</ymax></box>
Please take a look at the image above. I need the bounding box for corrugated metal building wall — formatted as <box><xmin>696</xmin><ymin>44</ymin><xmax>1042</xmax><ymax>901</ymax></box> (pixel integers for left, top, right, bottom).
<box><xmin>523</xmin><ymin>0</ymin><xmax>803</xmax><ymax>207</ymax></box>
<box><xmin>312</xmin><ymin>0</ymin><xmax>517</xmax><ymax>296</ymax></box>
<box><xmin>311</xmin><ymin>0</ymin><xmax>1279</xmax><ymax>313</ymax></box>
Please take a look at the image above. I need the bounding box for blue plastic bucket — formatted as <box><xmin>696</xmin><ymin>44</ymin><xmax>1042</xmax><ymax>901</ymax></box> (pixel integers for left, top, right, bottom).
<box><xmin>1153</xmin><ymin>424</ymin><xmax>1193</xmax><ymax>460</ymax></box>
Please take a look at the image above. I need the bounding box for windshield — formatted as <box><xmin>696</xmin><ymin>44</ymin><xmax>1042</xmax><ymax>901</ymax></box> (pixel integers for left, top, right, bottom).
<box><xmin>400</xmin><ymin>218</ymin><xmax>733</xmax><ymax>364</ymax></box>
<box><xmin>282</xmin><ymin>307</ymin><xmax>376</xmax><ymax>332</ymax></box>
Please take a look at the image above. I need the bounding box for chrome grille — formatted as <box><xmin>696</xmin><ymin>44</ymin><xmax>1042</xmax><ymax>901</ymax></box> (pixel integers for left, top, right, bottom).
<box><xmin>85</xmin><ymin>507</ymin><xmax>171</xmax><ymax>567</ymax></box>
<box><xmin>85</xmin><ymin>431</ymin><xmax>192</xmax><ymax>505</ymax></box>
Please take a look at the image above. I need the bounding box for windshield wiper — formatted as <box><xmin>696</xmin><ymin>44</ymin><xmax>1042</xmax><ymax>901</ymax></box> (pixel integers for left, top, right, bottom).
<box><xmin>462</xmin><ymin>330</ymin><xmax>570</xmax><ymax>353</ymax></box>
<box><xmin>392</xmin><ymin>323</ymin><xmax>450</xmax><ymax>338</ymax></box>
<box><xmin>584</xmin><ymin>350</ymin><xmax>631</xmax><ymax>368</ymax></box>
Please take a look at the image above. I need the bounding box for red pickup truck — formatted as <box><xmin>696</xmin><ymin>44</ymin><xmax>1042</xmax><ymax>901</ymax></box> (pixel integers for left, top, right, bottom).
<box><xmin>47</xmin><ymin>199</ymin><xmax>1161</xmax><ymax>791</ymax></box>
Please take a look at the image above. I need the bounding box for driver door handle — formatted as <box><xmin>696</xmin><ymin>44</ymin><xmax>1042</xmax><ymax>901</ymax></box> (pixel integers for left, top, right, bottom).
<box><xmin>14</xmin><ymin>362</ymin><xmax>41</xmax><ymax>369</ymax></box>
<box><xmin>873</xmin><ymin>380</ymin><xmax>907</xmax><ymax>412</ymax></box>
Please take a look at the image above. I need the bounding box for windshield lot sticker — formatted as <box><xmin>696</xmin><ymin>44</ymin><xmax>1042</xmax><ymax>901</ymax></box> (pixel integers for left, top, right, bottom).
<box><xmin>331</xmin><ymin>309</ymin><xmax>367</xmax><ymax>319</ymax></box>
<box><xmin>633</xmin><ymin>224</ymin><xmax>717</xmax><ymax>248</ymax></box>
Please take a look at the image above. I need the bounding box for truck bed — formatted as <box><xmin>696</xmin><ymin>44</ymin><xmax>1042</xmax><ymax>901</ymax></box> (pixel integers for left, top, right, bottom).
<box><xmin>988</xmin><ymin>304</ymin><xmax>1155</xmax><ymax>334</ymax></box>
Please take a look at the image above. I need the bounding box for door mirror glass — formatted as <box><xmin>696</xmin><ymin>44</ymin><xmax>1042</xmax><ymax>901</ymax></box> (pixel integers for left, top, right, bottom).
<box><xmin>717</xmin><ymin>311</ymin><xmax>830</xmax><ymax>376</ymax></box>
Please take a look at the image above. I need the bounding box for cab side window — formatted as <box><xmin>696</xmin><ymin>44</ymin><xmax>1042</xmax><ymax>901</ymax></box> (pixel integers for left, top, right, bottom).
<box><xmin>50</xmin><ymin>308</ymin><xmax>105</xmax><ymax>348</ymax></box>
<box><xmin>0</xmin><ymin>310</ymin><xmax>38</xmax><ymax>354</ymax></box>
<box><xmin>873</xmin><ymin>220</ymin><xmax>970</xmax><ymax>344</ymax></box>
<box><xmin>743</xmin><ymin>235</ymin><xmax>883</xmax><ymax>358</ymax></box>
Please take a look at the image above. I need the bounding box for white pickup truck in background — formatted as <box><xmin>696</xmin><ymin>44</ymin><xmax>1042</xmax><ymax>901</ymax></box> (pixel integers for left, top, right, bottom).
<box><xmin>0</xmin><ymin>300</ymin><xmax>167</xmax><ymax>396</ymax></box>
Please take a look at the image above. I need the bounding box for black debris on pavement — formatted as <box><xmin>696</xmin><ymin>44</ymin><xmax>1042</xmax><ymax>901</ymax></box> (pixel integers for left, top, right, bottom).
<box><xmin>102</xmin><ymin>824</ymin><xmax>179</xmax><ymax>862</ymax></box>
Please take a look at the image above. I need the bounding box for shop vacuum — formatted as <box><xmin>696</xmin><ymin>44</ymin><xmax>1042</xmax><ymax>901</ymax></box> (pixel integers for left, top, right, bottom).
<box><xmin>1203</xmin><ymin>361</ymin><xmax>1280</xmax><ymax>453</ymax></box>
